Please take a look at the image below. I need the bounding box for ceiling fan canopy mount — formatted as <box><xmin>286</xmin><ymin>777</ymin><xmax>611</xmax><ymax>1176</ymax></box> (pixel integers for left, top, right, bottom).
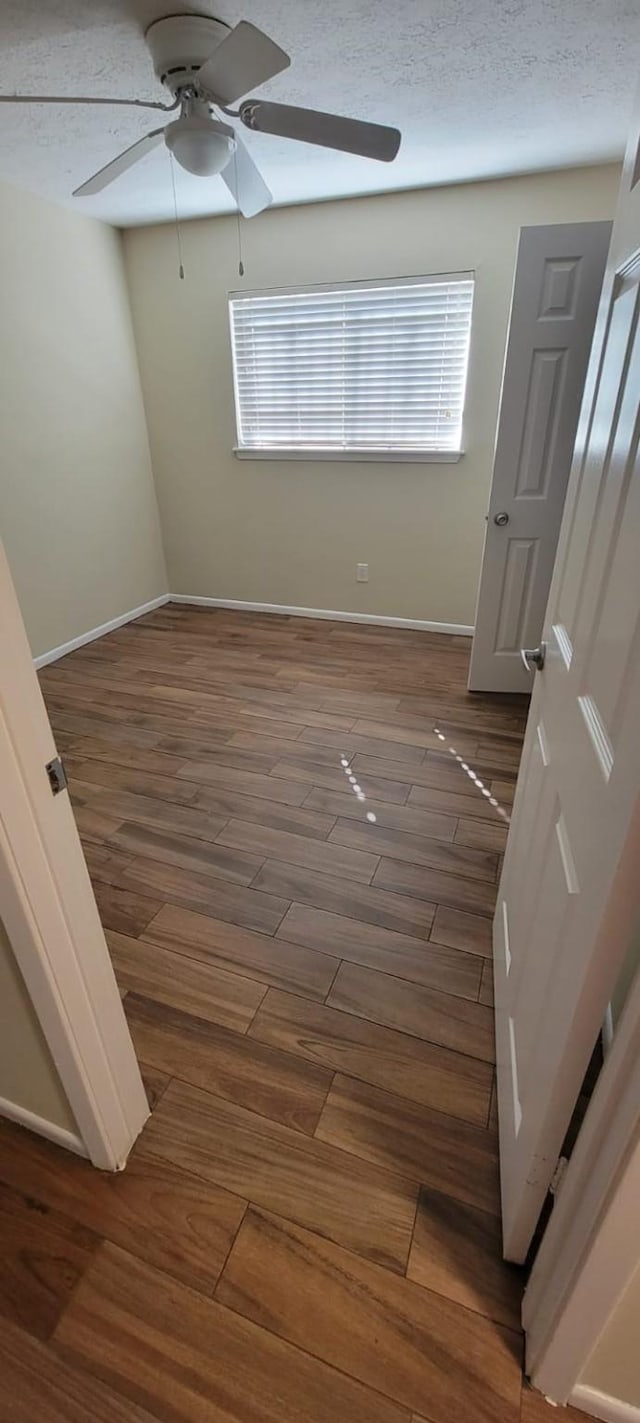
<box><xmin>145</xmin><ymin>15</ymin><xmax>232</xmax><ymax>96</ymax></box>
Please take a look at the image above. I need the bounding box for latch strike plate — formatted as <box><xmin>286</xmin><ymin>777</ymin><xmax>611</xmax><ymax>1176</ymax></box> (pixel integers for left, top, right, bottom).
<box><xmin>46</xmin><ymin>756</ymin><xmax>68</xmax><ymax>796</ymax></box>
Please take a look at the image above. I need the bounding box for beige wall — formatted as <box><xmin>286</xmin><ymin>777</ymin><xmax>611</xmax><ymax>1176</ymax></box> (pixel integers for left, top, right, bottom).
<box><xmin>581</xmin><ymin>1263</ymin><xmax>640</xmax><ymax>1408</ymax></box>
<box><xmin>0</xmin><ymin>918</ymin><xmax>76</xmax><ymax>1132</ymax></box>
<box><xmin>124</xmin><ymin>164</ymin><xmax>619</xmax><ymax>627</ymax></box>
<box><xmin>0</xmin><ymin>178</ymin><xmax>167</xmax><ymax>660</ymax></box>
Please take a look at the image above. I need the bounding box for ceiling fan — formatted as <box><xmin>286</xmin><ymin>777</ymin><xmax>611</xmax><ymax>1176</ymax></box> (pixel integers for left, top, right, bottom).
<box><xmin>0</xmin><ymin>14</ymin><xmax>402</xmax><ymax>218</ymax></box>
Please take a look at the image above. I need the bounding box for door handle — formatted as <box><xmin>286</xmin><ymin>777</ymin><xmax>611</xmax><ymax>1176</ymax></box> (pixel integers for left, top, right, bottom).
<box><xmin>521</xmin><ymin>643</ymin><xmax>546</xmax><ymax>672</ymax></box>
<box><xmin>494</xmin><ymin>511</ymin><xmax>510</xmax><ymax>526</ymax></box>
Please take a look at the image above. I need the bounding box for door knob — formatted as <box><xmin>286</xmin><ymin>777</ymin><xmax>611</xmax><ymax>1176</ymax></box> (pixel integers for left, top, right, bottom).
<box><xmin>521</xmin><ymin>643</ymin><xmax>546</xmax><ymax>672</ymax></box>
<box><xmin>494</xmin><ymin>511</ymin><xmax>509</xmax><ymax>526</ymax></box>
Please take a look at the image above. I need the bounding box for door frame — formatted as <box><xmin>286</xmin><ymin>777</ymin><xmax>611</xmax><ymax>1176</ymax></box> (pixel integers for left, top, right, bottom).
<box><xmin>0</xmin><ymin>539</ymin><xmax>148</xmax><ymax>1170</ymax></box>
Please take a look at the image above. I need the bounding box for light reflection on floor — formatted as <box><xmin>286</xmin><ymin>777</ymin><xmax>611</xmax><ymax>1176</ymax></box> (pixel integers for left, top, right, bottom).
<box><xmin>340</xmin><ymin>754</ymin><xmax>377</xmax><ymax>821</ymax></box>
<box><xmin>338</xmin><ymin>728</ymin><xmax>510</xmax><ymax>826</ymax></box>
<box><xmin>433</xmin><ymin>726</ymin><xmax>511</xmax><ymax>822</ymax></box>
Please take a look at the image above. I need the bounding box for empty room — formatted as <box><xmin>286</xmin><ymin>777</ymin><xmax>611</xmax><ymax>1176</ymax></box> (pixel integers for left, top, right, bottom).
<box><xmin>1</xmin><ymin>2</ymin><xmax>640</xmax><ymax>1420</ymax></box>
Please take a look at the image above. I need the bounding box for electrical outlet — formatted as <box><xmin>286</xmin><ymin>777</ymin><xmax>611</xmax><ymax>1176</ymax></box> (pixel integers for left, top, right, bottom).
<box><xmin>356</xmin><ymin>563</ymin><xmax>369</xmax><ymax>582</ymax></box>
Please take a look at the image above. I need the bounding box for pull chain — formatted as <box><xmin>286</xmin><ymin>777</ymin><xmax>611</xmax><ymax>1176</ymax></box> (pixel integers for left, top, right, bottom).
<box><xmin>233</xmin><ymin>143</ymin><xmax>244</xmax><ymax>277</ymax></box>
<box><xmin>169</xmin><ymin>151</ymin><xmax>185</xmax><ymax>280</ymax></box>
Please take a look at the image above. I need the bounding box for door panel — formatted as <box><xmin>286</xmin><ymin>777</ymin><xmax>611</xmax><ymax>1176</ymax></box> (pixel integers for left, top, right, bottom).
<box><xmin>469</xmin><ymin>222</ymin><xmax>611</xmax><ymax>693</ymax></box>
<box><xmin>496</xmin><ymin>179</ymin><xmax>640</xmax><ymax>1261</ymax></box>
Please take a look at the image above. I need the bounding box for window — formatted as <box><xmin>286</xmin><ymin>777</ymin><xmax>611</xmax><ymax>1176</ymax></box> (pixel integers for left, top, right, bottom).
<box><xmin>229</xmin><ymin>273</ymin><xmax>474</xmax><ymax>461</ymax></box>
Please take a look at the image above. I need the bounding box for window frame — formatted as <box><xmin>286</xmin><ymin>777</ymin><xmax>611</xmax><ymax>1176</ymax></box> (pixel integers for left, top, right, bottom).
<box><xmin>228</xmin><ymin>271</ymin><xmax>475</xmax><ymax>464</ymax></box>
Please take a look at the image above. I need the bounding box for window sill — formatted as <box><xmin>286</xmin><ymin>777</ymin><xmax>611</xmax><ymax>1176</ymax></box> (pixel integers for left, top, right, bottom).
<box><xmin>233</xmin><ymin>448</ymin><xmax>463</xmax><ymax>464</ymax></box>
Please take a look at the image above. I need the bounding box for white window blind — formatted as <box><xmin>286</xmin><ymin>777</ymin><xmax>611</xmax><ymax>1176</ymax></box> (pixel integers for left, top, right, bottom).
<box><xmin>229</xmin><ymin>274</ymin><xmax>473</xmax><ymax>460</ymax></box>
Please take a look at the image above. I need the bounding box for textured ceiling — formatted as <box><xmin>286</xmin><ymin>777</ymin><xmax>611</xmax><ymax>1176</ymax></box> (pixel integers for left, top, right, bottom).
<box><xmin>0</xmin><ymin>0</ymin><xmax>637</xmax><ymax>227</ymax></box>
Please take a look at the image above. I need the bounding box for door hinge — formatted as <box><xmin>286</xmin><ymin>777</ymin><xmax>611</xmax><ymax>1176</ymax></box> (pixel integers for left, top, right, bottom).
<box><xmin>550</xmin><ymin>1155</ymin><xmax>569</xmax><ymax>1197</ymax></box>
<box><xmin>46</xmin><ymin>756</ymin><xmax>68</xmax><ymax>796</ymax></box>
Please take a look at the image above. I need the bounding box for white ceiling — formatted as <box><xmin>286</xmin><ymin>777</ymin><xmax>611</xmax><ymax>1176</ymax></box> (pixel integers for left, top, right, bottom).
<box><xmin>0</xmin><ymin>0</ymin><xmax>637</xmax><ymax>228</ymax></box>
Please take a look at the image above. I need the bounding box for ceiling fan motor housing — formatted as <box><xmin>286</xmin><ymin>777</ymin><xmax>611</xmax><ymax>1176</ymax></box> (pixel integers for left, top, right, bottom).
<box><xmin>145</xmin><ymin>14</ymin><xmax>230</xmax><ymax>94</ymax></box>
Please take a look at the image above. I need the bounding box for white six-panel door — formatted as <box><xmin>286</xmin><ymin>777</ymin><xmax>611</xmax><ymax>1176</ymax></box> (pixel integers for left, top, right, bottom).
<box><xmin>469</xmin><ymin>222</ymin><xmax>610</xmax><ymax>693</ymax></box>
<box><xmin>495</xmin><ymin>168</ymin><xmax>640</xmax><ymax>1262</ymax></box>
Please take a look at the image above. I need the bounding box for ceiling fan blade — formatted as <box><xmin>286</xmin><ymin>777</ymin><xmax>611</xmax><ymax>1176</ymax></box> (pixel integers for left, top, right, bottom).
<box><xmin>240</xmin><ymin>101</ymin><xmax>401</xmax><ymax>162</ymax></box>
<box><xmin>197</xmin><ymin>21</ymin><xmax>290</xmax><ymax>105</ymax></box>
<box><xmin>0</xmin><ymin>94</ymin><xmax>177</xmax><ymax>112</ymax></box>
<box><xmin>73</xmin><ymin>128</ymin><xmax>165</xmax><ymax>196</ymax></box>
<box><xmin>221</xmin><ymin>134</ymin><xmax>272</xmax><ymax>217</ymax></box>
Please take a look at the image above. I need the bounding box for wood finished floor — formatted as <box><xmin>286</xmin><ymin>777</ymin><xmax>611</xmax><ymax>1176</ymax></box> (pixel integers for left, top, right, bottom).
<box><xmin>0</xmin><ymin>605</ymin><xmax>565</xmax><ymax>1422</ymax></box>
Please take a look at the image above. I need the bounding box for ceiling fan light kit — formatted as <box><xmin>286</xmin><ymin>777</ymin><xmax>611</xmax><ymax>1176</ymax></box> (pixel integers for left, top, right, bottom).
<box><xmin>0</xmin><ymin>12</ymin><xmax>402</xmax><ymax>218</ymax></box>
<box><xmin>164</xmin><ymin>112</ymin><xmax>236</xmax><ymax>178</ymax></box>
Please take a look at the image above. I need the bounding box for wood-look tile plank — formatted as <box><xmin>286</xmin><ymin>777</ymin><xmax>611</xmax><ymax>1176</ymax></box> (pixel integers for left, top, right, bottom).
<box><xmin>217</xmin><ymin>819</ymin><xmax>379</xmax><ymax>885</ymax></box>
<box><xmin>255</xmin><ymin>860</ymin><xmax>436</xmax><ymax>938</ymax></box>
<box><xmin>276</xmin><ymin>903</ymin><xmax>481</xmax><ymax>1000</ymax></box>
<box><xmin>480</xmin><ymin>959</ymin><xmax>495</xmax><ymax>1006</ymax></box>
<box><xmin>63</xmin><ymin>754</ymin><xmax>202</xmax><ymax>804</ymax></box>
<box><xmin>350</xmin><ymin>718</ymin><xmax>478</xmax><ymax>753</ymax></box>
<box><xmin>54</xmin><ymin>1242</ymin><xmax>409</xmax><ymax>1423</ymax></box>
<box><xmin>197</xmin><ymin>789</ymin><xmax>338</xmax><ymax>839</ymax></box>
<box><xmin>47</xmin><ymin>714</ymin><xmax>201</xmax><ymax>769</ymax></box>
<box><xmin>107</xmin><ymin>822</ymin><xmax>264</xmax><ymax>886</ymax></box>
<box><xmin>316</xmin><ymin>1074</ymin><xmax>501</xmax><ymax>1217</ymax></box>
<box><xmin>329</xmin><ymin>817</ymin><xmax>498</xmax><ymax>881</ymax></box>
<box><xmin>302</xmin><ymin>785</ymin><xmax>457</xmax><ymax>840</ymax></box>
<box><xmin>297</xmin><ymin>724</ymin><xmax>426</xmax><ymax>763</ymax></box>
<box><xmin>175</xmin><ymin>759</ymin><xmax>309</xmax><ymax>804</ymax></box>
<box><xmin>270</xmin><ymin>758</ymin><xmax>412</xmax><ymax>803</ymax></box>
<box><xmin>125</xmin><ymin>994</ymin><xmax>332</xmax><ymax>1136</ymax></box>
<box><xmin>492</xmin><ymin>779</ymin><xmax>516</xmax><ymax>804</ymax></box>
<box><xmin>249</xmin><ymin>989</ymin><xmax>492</xmax><ymax>1125</ymax></box>
<box><xmin>142</xmin><ymin>903</ymin><xmax>338</xmax><ymax>1001</ymax></box>
<box><xmin>92</xmin><ymin>882</ymin><xmax>162</xmax><ymax>938</ymax></box>
<box><xmin>455</xmin><ymin>816</ymin><xmax>510</xmax><ymax>852</ymax></box>
<box><xmin>70</xmin><ymin>804</ymin><xmax>123</xmax><ymax>844</ymax></box>
<box><xmin>229</xmin><ymin>730</ymin><xmax>353</xmax><ymax>764</ymax></box>
<box><xmin>106</xmin><ymin>929</ymin><xmax>267</xmax><ymax>1031</ymax></box>
<box><xmin>409</xmin><ymin>781</ymin><xmax>510</xmax><ymax>822</ymax></box>
<box><xmin>217</xmin><ymin>1207</ymin><xmax>522</xmax><ymax>1423</ymax></box>
<box><xmin>161</xmin><ymin>724</ymin><xmax>303</xmax><ymax>757</ymax></box>
<box><xmin>0</xmin><ymin>1321</ymin><xmax>160</xmax><ymax>1423</ymax></box>
<box><xmin>407</xmin><ymin>1184</ymin><xmax>522</xmax><ymax>1330</ymax></box>
<box><xmin>476</xmin><ymin>738</ymin><xmax>522</xmax><ymax>767</ymax></box>
<box><xmin>139</xmin><ymin>1062</ymin><xmax>171</xmax><ymax>1112</ymax></box>
<box><xmin>239</xmin><ymin>702</ymin><xmax>358</xmax><ymax>733</ymax></box>
<box><xmin>328</xmin><ymin>961</ymin><xmax>495</xmax><ymax>1062</ymax></box>
<box><xmin>0</xmin><ymin>1180</ymin><xmax>99</xmax><ymax>1340</ymax></box>
<box><xmin>0</xmin><ymin>1118</ymin><xmax>245</xmax><ymax>1297</ymax></box>
<box><xmin>140</xmin><ymin>1077</ymin><xmax>417</xmax><ymax>1271</ymax></box>
<box><xmin>353</xmin><ymin>751</ymin><xmax>498</xmax><ymax>798</ymax></box>
<box><xmin>72</xmin><ymin>756</ymin><xmax>338</xmax><ymax>838</ymax></box>
<box><xmin>158</xmin><ymin>740</ymin><xmax>284</xmax><ymax>774</ymax></box>
<box><xmin>431</xmin><ymin>904</ymin><xmax>493</xmax><ymax>958</ymax></box>
<box><xmin>82</xmin><ymin>842</ymin><xmax>134</xmax><ymax>886</ymax></box>
<box><xmin>72</xmin><ymin>779</ymin><xmax>228</xmax><ymax>843</ymax></box>
<box><xmin>374</xmin><ymin>856</ymin><xmax>497</xmax><ymax>915</ymax></box>
<box><xmin>119</xmin><ymin>856</ymin><xmax>288</xmax><ymax>936</ymax></box>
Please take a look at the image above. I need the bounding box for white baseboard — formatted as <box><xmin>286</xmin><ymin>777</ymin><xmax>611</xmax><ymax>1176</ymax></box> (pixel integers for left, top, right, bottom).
<box><xmin>170</xmin><ymin>595</ymin><xmax>474</xmax><ymax>637</ymax></box>
<box><xmin>34</xmin><ymin>594</ymin><xmax>171</xmax><ymax>669</ymax></box>
<box><xmin>570</xmin><ymin>1385</ymin><xmax>640</xmax><ymax>1423</ymax></box>
<box><xmin>0</xmin><ymin>1095</ymin><xmax>87</xmax><ymax>1157</ymax></box>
